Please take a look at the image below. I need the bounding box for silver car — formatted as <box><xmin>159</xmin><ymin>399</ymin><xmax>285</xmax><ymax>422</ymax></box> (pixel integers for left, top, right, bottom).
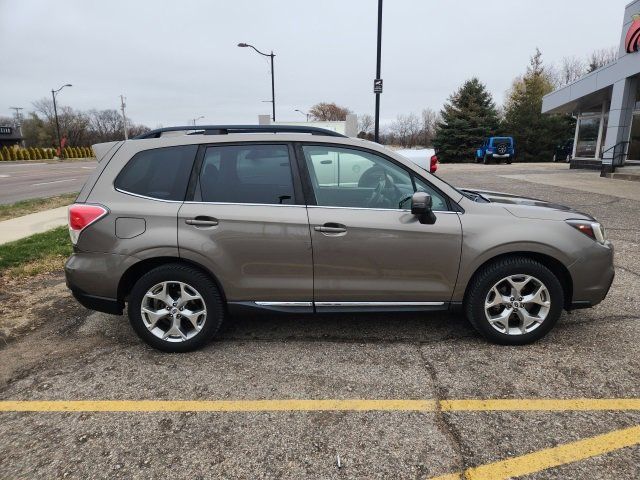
<box><xmin>65</xmin><ymin>125</ymin><xmax>614</xmax><ymax>352</ymax></box>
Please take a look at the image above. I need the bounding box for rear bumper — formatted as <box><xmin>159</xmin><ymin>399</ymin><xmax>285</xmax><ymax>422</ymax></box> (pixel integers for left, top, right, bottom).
<box><xmin>70</xmin><ymin>288</ymin><xmax>123</xmax><ymax>315</ymax></box>
<box><xmin>65</xmin><ymin>252</ymin><xmax>135</xmax><ymax>315</ymax></box>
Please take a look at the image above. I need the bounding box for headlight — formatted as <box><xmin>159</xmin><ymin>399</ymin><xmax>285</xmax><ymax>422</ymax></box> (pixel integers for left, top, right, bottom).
<box><xmin>566</xmin><ymin>219</ymin><xmax>607</xmax><ymax>244</ymax></box>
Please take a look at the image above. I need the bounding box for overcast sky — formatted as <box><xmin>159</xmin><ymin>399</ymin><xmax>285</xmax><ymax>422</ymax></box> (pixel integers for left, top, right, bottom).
<box><xmin>0</xmin><ymin>0</ymin><xmax>631</xmax><ymax>127</ymax></box>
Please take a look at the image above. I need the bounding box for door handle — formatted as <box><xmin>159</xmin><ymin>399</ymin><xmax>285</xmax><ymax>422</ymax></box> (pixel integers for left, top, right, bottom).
<box><xmin>314</xmin><ymin>223</ymin><xmax>347</xmax><ymax>234</ymax></box>
<box><xmin>185</xmin><ymin>216</ymin><xmax>219</xmax><ymax>227</ymax></box>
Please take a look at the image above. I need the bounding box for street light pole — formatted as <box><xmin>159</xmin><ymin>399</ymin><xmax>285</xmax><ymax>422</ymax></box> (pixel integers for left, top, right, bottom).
<box><xmin>51</xmin><ymin>83</ymin><xmax>72</xmax><ymax>156</ymax></box>
<box><xmin>295</xmin><ymin>109</ymin><xmax>309</xmax><ymax>121</ymax></box>
<box><xmin>374</xmin><ymin>0</ymin><xmax>383</xmax><ymax>143</ymax></box>
<box><xmin>238</xmin><ymin>43</ymin><xmax>276</xmax><ymax>121</ymax></box>
<box><xmin>191</xmin><ymin>116</ymin><xmax>204</xmax><ymax>126</ymax></box>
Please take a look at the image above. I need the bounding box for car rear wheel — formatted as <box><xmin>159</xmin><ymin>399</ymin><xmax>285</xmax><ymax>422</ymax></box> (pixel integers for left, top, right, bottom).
<box><xmin>464</xmin><ymin>257</ymin><xmax>564</xmax><ymax>345</ymax></box>
<box><xmin>483</xmin><ymin>155</ymin><xmax>491</xmax><ymax>165</ymax></box>
<box><xmin>128</xmin><ymin>264</ymin><xmax>224</xmax><ymax>352</ymax></box>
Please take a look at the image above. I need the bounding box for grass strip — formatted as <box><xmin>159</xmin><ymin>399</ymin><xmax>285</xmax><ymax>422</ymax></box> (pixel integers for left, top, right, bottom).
<box><xmin>0</xmin><ymin>193</ymin><xmax>77</xmax><ymax>222</ymax></box>
<box><xmin>0</xmin><ymin>226</ymin><xmax>71</xmax><ymax>277</ymax></box>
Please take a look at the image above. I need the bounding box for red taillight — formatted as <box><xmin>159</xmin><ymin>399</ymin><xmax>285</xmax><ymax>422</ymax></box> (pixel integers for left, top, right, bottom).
<box><xmin>430</xmin><ymin>155</ymin><xmax>438</xmax><ymax>173</ymax></box>
<box><xmin>68</xmin><ymin>204</ymin><xmax>108</xmax><ymax>244</ymax></box>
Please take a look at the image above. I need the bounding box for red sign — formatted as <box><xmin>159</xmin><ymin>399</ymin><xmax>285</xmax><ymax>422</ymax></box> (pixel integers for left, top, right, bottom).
<box><xmin>625</xmin><ymin>14</ymin><xmax>640</xmax><ymax>53</ymax></box>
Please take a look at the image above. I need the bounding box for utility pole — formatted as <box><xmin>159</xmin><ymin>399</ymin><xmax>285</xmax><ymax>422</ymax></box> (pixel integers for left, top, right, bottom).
<box><xmin>374</xmin><ymin>0</ymin><xmax>383</xmax><ymax>143</ymax></box>
<box><xmin>9</xmin><ymin>107</ymin><xmax>24</xmax><ymax>147</ymax></box>
<box><xmin>120</xmin><ymin>95</ymin><xmax>128</xmax><ymax>140</ymax></box>
<box><xmin>9</xmin><ymin>106</ymin><xmax>23</xmax><ymax>124</ymax></box>
<box><xmin>51</xmin><ymin>84</ymin><xmax>72</xmax><ymax>156</ymax></box>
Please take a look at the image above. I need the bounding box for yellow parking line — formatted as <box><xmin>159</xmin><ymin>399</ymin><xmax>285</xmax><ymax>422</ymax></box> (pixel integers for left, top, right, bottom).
<box><xmin>429</xmin><ymin>424</ymin><xmax>640</xmax><ymax>480</ymax></box>
<box><xmin>0</xmin><ymin>398</ymin><xmax>640</xmax><ymax>412</ymax></box>
<box><xmin>0</xmin><ymin>399</ymin><xmax>438</xmax><ymax>412</ymax></box>
<box><xmin>440</xmin><ymin>398</ymin><xmax>640</xmax><ymax>412</ymax></box>
<box><xmin>0</xmin><ymin>398</ymin><xmax>639</xmax><ymax>413</ymax></box>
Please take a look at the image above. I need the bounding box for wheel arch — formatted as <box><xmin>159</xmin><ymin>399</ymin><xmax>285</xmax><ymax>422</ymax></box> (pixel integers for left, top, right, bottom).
<box><xmin>462</xmin><ymin>251</ymin><xmax>573</xmax><ymax>310</ymax></box>
<box><xmin>117</xmin><ymin>256</ymin><xmax>228</xmax><ymax>306</ymax></box>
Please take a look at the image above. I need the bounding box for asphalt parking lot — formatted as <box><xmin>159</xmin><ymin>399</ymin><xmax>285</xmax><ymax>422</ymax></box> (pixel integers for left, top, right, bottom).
<box><xmin>0</xmin><ymin>162</ymin><xmax>638</xmax><ymax>479</ymax></box>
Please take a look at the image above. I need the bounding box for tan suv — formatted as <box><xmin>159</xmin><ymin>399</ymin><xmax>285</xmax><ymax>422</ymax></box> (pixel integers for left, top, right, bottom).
<box><xmin>65</xmin><ymin>125</ymin><xmax>614</xmax><ymax>352</ymax></box>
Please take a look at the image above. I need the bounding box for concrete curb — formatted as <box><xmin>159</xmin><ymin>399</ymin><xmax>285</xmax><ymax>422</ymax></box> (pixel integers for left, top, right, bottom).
<box><xmin>0</xmin><ymin>206</ymin><xmax>68</xmax><ymax>245</ymax></box>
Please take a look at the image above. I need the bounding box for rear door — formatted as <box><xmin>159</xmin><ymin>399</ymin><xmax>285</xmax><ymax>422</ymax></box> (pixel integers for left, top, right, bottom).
<box><xmin>298</xmin><ymin>143</ymin><xmax>462</xmax><ymax>309</ymax></box>
<box><xmin>178</xmin><ymin>143</ymin><xmax>313</xmax><ymax>310</ymax></box>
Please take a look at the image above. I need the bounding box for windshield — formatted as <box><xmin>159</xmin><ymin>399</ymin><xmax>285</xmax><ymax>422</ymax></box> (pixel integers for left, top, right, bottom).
<box><xmin>491</xmin><ymin>137</ymin><xmax>512</xmax><ymax>145</ymax></box>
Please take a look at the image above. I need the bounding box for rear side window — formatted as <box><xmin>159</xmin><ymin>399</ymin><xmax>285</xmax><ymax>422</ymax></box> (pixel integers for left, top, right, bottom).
<box><xmin>115</xmin><ymin>145</ymin><xmax>198</xmax><ymax>201</ymax></box>
<box><xmin>198</xmin><ymin>144</ymin><xmax>295</xmax><ymax>205</ymax></box>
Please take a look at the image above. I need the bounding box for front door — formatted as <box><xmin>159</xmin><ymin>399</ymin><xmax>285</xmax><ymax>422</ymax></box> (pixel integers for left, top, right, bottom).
<box><xmin>299</xmin><ymin>144</ymin><xmax>462</xmax><ymax>308</ymax></box>
<box><xmin>178</xmin><ymin>143</ymin><xmax>313</xmax><ymax>309</ymax></box>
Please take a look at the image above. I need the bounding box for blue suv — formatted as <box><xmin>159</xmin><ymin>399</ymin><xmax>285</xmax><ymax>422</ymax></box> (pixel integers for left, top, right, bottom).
<box><xmin>476</xmin><ymin>137</ymin><xmax>515</xmax><ymax>164</ymax></box>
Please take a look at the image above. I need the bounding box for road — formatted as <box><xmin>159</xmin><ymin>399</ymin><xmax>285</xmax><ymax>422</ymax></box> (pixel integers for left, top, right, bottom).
<box><xmin>0</xmin><ymin>163</ymin><xmax>638</xmax><ymax>479</ymax></box>
<box><xmin>0</xmin><ymin>161</ymin><xmax>97</xmax><ymax>204</ymax></box>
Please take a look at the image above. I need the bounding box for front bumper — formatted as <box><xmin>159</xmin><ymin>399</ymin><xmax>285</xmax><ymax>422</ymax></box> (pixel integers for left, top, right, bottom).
<box><xmin>568</xmin><ymin>241</ymin><xmax>615</xmax><ymax>308</ymax></box>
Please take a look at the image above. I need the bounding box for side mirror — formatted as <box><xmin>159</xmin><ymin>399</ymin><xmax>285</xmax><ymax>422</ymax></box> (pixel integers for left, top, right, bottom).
<box><xmin>411</xmin><ymin>192</ymin><xmax>436</xmax><ymax>224</ymax></box>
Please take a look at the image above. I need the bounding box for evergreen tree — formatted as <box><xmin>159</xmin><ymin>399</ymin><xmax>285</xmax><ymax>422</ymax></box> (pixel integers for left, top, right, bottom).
<box><xmin>433</xmin><ymin>78</ymin><xmax>500</xmax><ymax>163</ymax></box>
<box><xmin>503</xmin><ymin>49</ymin><xmax>575</xmax><ymax>162</ymax></box>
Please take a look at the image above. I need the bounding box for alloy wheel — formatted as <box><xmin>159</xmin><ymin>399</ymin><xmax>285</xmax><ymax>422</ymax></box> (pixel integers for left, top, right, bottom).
<box><xmin>484</xmin><ymin>274</ymin><xmax>551</xmax><ymax>335</ymax></box>
<box><xmin>141</xmin><ymin>281</ymin><xmax>207</xmax><ymax>342</ymax></box>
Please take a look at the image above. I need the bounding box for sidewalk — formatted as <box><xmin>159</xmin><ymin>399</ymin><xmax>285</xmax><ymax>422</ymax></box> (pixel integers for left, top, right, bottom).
<box><xmin>0</xmin><ymin>206</ymin><xmax>68</xmax><ymax>245</ymax></box>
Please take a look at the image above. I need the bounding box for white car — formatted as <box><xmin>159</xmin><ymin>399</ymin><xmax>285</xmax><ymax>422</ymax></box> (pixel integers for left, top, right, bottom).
<box><xmin>396</xmin><ymin>148</ymin><xmax>439</xmax><ymax>173</ymax></box>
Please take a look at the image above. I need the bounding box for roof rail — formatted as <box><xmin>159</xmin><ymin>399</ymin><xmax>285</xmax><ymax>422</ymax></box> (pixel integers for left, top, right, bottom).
<box><xmin>132</xmin><ymin>125</ymin><xmax>348</xmax><ymax>139</ymax></box>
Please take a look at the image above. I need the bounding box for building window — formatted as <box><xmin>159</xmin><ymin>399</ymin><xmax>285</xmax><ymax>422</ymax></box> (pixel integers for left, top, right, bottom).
<box><xmin>575</xmin><ymin>116</ymin><xmax>601</xmax><ymax>158</ymax></box>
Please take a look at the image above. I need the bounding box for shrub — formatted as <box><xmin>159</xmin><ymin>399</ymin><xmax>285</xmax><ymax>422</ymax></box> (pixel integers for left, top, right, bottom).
<box><xmin>0</xmin><ymin>150</ymin><xmax>3</xmax><ymax>161</ymax></box>
<box><xmin>29</xmin><ymin>147</ymin><xmax>36</xmax><ymax>160</ymax></box>
<box><xmin>23</xmin><ymin>148</ymin><xmax>31</xmax><ymax>160</ymax></box>
<box><xmin>1</xmin><ymin>146</ymin><xmax>9</xmax><ymax>161</ymax></box>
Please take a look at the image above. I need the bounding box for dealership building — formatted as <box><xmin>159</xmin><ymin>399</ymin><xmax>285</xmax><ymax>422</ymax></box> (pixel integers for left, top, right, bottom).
<box><xmin>542</xmin><ymin>0</ymin><xmax>640</xmax><ymax>173</ymax></box>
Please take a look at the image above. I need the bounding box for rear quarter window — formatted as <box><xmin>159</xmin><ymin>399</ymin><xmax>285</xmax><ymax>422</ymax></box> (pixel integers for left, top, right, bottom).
<box><xmin>114</xmin><ymin>145</ymin><xmax>198</xmax><ymax>201</ymax></box>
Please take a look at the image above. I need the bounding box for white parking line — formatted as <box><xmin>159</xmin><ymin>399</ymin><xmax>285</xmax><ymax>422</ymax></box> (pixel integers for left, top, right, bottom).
<box><xmin>0</xmin><ymin>174</ymin><xmax>9</xmax><ymax>178</ymax></box>
<box><xmin>31</xmin><ymin>178</ymin><xmax>77</xmax><ymax>187</ymax></box>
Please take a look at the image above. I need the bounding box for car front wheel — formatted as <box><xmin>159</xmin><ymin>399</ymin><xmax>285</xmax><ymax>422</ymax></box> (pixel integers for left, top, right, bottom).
<box><xmin>128</xmin><ymin>264</ymin><xmax>224</xmax><ymax>352</ymax></box>
<box><xmin>464</xmin><ymin>257</ymin><xmax>564</xmax><ymax>345</ymax></box>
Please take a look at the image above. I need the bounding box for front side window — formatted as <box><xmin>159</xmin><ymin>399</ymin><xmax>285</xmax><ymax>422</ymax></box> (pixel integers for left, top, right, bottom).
<box><xmin>302</xmin><ymin>145</ymin><xmax>447</xmax><ymax>210</ymax></box>
<box><xmin>115</xmin><ymin>145</ymin><xmax>198</xmax><ymax>200</ymax></box>
<box><xmin>199</xmin><ymin>144</ymin><xmax>294</xmax><ymax>205</ymax></box>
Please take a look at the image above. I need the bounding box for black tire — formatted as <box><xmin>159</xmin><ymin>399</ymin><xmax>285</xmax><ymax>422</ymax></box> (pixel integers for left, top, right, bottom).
<box><xmin>506</xmin><ymin>156</ymin><xmax>512</xmax><ymax>164</ymax></box>
<box><xmin>483</xmin><ymin>155</ymin><xmax>491</xmax><ymax>165</ymax></box>
<box><xmin>464</xmin><ymin>257</ymin><xmax>564</xmax><ymax>345</ymax></box>
<box><xmin>128</xmin><ymin>264</ymin><xmax>224</xmax><ymax>352</ymax></box>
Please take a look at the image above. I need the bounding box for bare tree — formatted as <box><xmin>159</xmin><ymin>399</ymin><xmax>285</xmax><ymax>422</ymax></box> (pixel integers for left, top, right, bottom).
<box><xmin>420</xmin><ymin>108</ymin><xmax>439</xmax><ymax>147</ymax></box>
<box><xmin>309</xmin><ymin>102</ymin><xmax>351</xmax><ymax>121</ymax></box>
<box><xmin>557</xmin><ymin>56</ymin><xmax>586</xmax><ymax>86</ymax></box>
<box><xmin>22</xmin><ymin>98</ymin><xmax>150</xmax><ymax>147</ymax></box>
<box><xmin>358</xmin><ymin>114</ymin><xmax>373</xmax><ymax>135</ymax></box>
<box><xmin>88</xmin><ymin>109</ymin><xmax>124</xmax><ymax>143</ymax></box>
<box><xmin>390</xmin><ymin>113</ymin><xmax>422</xmax><ymax>147</ymax></box>
<box><xmin>587</xmin><ymin>47</ymin><xmax>617</xmax><ymax>73</ymax></box>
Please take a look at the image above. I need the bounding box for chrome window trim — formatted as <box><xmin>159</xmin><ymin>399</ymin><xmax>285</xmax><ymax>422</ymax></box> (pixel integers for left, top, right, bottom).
<box><xmin>184</xmin><ymin>201</ymin><xmax>304</xmax><ymax>208</ymax></box>
<box><xmin>315</xmin><ymin>301</ymin><xmax>445</xmax><ymax>307</ymax></box>
<box><xmin>114</xmin><ymin>188</ymin><xmax>183</xmax><ymax>203</ymax></box>
<box><xmin>306</xmin><ymin>205</ymin><xmax>460</xmax><ymax>214</ymax></box>
<box><xmin>255</xmin><ymin>301</ymin><xmax>313</xmax><ymax>307</ymax></box>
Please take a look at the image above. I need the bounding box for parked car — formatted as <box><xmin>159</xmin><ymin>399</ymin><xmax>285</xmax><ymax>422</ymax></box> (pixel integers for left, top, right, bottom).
<box><xmin>396</xmin><ymin>148</ymin><xmax>439</xmax><ymax>173</ymax></box>
<box><xmin>66</xmin><ymin>125</ymin><xmax>614</xmax><ymax>352</ymax></box>
<box><xmin>476</xmin><ymin>137</ymin><xmax>515</xmax><ymax>164</ymax></box>
<box><xmin>553</xmin><ymin>139</ymin><xmax>574</xmax><ymax>163</ymax></box>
